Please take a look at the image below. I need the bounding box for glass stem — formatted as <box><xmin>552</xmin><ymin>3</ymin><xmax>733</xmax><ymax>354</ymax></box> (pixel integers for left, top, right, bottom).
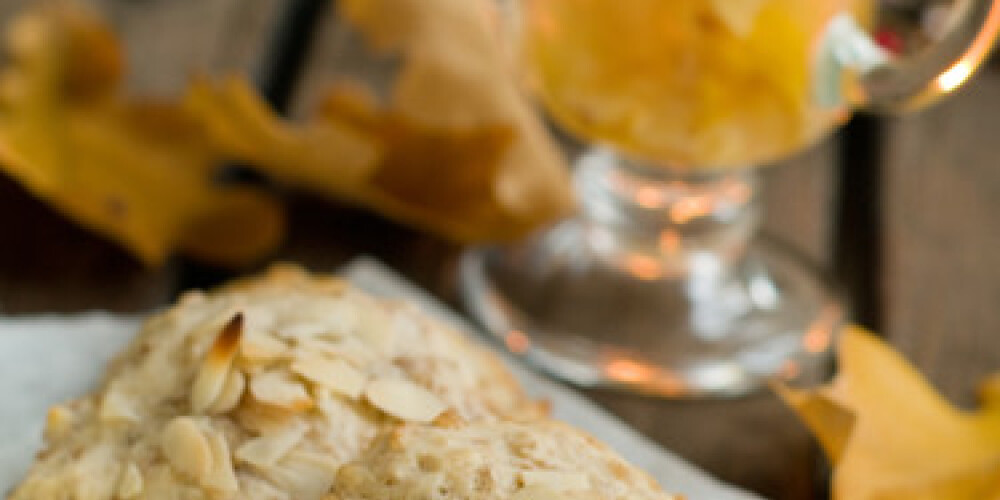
<box><xmin>575</xmin><ymin>148</ymin><xmax>762</xmax><ymax>279</ymax></box>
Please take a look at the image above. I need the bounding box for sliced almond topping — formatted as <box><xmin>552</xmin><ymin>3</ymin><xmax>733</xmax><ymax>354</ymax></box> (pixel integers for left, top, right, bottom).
<box><xmin>235</xmin><ymin>420</ymin><xmax>308</xmax><ymax>469</ymax></box>
<box><xmin>192</xmin><ymin>314</ymin><xmax>244</xmax><ymax>413</ymax></box>
<box><xmin>261</xmin><ymin>450</ymin><xmax>340</xmax><ymax>500</ymax></box>
<box><xmin>204</xmin><ymin>429</ymin><xmax>239</xmax><ymax>494</ymax></box>
<box><xmin>239</xmin><ymin>474</ymin><xmax>293</xmax><ymax>500</ymax></box>
<box><xmin>364</xmin><ymin>379</ymin><xmax>446</xmax><ymax>423</ymax></box>
<box><xmin>355</xmin><ymin>301</ymin><xmax>392</xmax><ymax>351</ymax></box>
<box><xmin>241</xmin><ymin>333</ymin><xmax>288</xmax><ymax>364</ymax></box>
<box><xmin>116</xmin><ymin>462</ymin><xmax>143</xmax><ymax>499</ymax></box>
<box><xmin>161</xmin><ymin>416</ymin><xmax>212</xmax><ymax>481</ymax></box>
<box><xmin>142</xmin><ymin>465</ymin><xmax>183</xmax><ymax>500</ymax></box>
<box><xmin>295</xmin><ymin>337</ymin><xmax>374</xmax><ymax>367</ymax></box>
<box><xmin>291</xmin><ymin>356</ymin><xmax>366</xmax><ymax>399</ymax></box>
<box><xmin>250</xmin><ymin>370</ymin><xmax>314</xmax><ymax>411</ymax></box>
<box><xmin>313</xmin><ymin>389</ymin><xmax>346</xmax><ymax>423</ymax></box>
<box><xmin>242</xmin><ymin>305</ymin><xmax>277</xmax><ymax>333</ymax></box>
<box><xmin>282</xmin><ymin>299</ymin><xmax>359</xmax><ymax>336</ymax></box>
<box><xmin>431</xmin><ymin>408</ymin><xmax>465</xmax><ymax>429</ymax></box>
<box><xmin>235</xmin><ymin>401</ymin><xmax>297</xmax><ymax>435</ymax></box>
<box><xmin>44</xmin><ymin>405</ymin><xmax>74</xmax><ymax>441</ymax></box>
<box><xmin>99</xmin><ymin>387</ymin><xmax>140</xmax><ymax>423</ymax></box>
<box><xmin>208</xmin><ymin>369</ymin><xmax>246</xmax><ymax>415</ymax></box>
<box><xmin>519</xmin><ymin>470</ymin><xmax>591</xmax><ymax>491</ymax></box>
<box><xmin>277</xmin><ymin>322</ymin><xmax>339</xmax><ymax>340</ymax></box>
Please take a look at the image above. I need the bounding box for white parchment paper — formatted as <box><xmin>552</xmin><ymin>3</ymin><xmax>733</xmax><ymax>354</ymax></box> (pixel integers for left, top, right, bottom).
<box><xmin>0</xmin><ymin>257</ymin><xmax>762</xmax><ymax>500</ymax></box>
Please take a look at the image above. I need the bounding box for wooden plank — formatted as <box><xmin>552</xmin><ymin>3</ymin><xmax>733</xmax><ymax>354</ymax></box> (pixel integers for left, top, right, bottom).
<box><xmin>765</xmin><ymin>137</ymin><xmax>839</xmax><ymax>266</ymax></box>
<box><xmin>884</xmin><ymin>67</ymin><xmax>1000</xmax><ymax>406</ymax></box>
<box><xmin>0</xmin><ymin>0</ymin><xmax>284</xmax><ymax>313</ymax></box>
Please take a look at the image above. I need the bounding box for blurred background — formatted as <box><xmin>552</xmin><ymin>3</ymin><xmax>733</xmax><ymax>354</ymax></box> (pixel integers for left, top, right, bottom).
<box><xmin>0</xmin><ymin>0</ymin><xmax>998</xmax><ymax>498</ymax></box>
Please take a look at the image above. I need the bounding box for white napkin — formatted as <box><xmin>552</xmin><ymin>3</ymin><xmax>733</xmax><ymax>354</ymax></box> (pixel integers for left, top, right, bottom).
<box><xmin>0</xmin><ymin>257</ymin><xmax>762</xmax><ymax>500</ymax></box>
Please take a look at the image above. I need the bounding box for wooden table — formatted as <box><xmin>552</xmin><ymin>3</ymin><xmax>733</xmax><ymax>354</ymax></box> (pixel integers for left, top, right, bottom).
<box><xmin>3</xmin><ymin>1</ymin><xmax>999</xmax><ymax>499</ymax></box>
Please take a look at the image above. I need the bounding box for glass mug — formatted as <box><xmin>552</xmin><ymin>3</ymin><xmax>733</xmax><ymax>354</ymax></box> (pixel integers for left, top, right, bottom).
<box><xmin>461</xmin><ymin>0</ymin><xmax>1000</xmax><ymax>396</ymax></box>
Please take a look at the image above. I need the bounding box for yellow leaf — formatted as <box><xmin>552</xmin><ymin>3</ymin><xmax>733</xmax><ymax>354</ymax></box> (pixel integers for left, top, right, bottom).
<box><xmin>778</xmin><ymin>326</ymin><xmax>1000</xmax><ymax>499</ymax></box>
<box><xmin>0</xmin><ymin>6</ymin><xmax>283</xmax><ymax>267</ymax></box>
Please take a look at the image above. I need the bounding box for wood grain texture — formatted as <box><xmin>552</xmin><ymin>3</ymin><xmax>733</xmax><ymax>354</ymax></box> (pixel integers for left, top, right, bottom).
<box><xmin>884</xmin><ymin>66</ymin><xmax>1000</xmax><ymax>407</ymax></box>
<box><xmin>764</xmin><ymin>137</ymin><xmax>839</xmax><ymax>266</ymax></box>
<box><xmin>0</xmin><ymin>175</ymin><xmax>176</xmax><ymax>314</ymax></box>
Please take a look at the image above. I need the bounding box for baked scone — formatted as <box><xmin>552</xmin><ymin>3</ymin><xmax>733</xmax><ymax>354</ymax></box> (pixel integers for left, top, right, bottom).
<box><xmin>329</xmin><ymin>419</ymin><xmax>680</xmax><ymax>500</ymax></box>
<box><xmin>9</xmin><ymin>264</ymin><xmax>536</xmax><ymax>500</ymax></box>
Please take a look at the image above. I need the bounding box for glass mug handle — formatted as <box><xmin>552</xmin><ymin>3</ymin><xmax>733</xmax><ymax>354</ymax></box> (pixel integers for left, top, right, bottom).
<box><xmin>819</xmin><ymin>0</ymin><xmax>1000</xmax><ymax>112</ymax></box>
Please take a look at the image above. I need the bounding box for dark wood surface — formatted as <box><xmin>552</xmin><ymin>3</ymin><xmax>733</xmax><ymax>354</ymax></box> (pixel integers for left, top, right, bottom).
<box><xmin>1</xmin><ymin>1</ymin><xmax>997</xmax><ymax>499</ymax></box>
<box><xmin>884</xmin><ymin>69</ymin><xmax>1000</xmax><ymax>408</ymax></box>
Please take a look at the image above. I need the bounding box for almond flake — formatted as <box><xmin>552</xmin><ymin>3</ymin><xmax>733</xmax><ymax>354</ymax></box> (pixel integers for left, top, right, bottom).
<box><xmin>291</xmin><ymin>356</ymin><xmax>366</xmax><ymax>399</ymax></box>
<box><xmin>44</xmin><ymin>405</ymin><xmax>74</xmax><ymax>440</ymax></box>
<box><xmin>142</xmin><ymin>465</ymin><xmax>187</xmax><ymax>500</ymax></box>
<box><xmin>100</xmin><ymin>386</ymin><xmax>140</xmax><ymax>423</ymax></box>
<box><xmin>278</xmin><ymin>299</ymin><xmax>359</xmax><ymax>338</ymax></box>
<box><xmin>261</xmin><ymin>450</ymin><xmax>340</xmax><ymax>500</ymax></box>
<box><xmin>161</xmin><ymin>416</ymin><xmax>212</xmax><ymax>481</ymax></box>
<box><xmin>235</xmin><ymin>401</ymin><xmax>297</xmax><ymax>435</ymax></box>
<box><xmin>276</xmin><ymin>322</ymin><xmax>339</xmax><ymax>340</ymax></box>
<box><xmin>204</xmin><ymin>429</ymin><xmax>239</xmax><ymax>493</ymax></box>
<box><xmin>239</xmin><ymin>475</ymin><xmax>292</xmax><ymax>500</ymax></box>
<box><xmin>364</xmin><ymin>379</ymin><xmax>446</xmax><ymax>423</ymax></box>
<box><xmin>235</xmin><ymin>420</ymin><xmax>308</xmax><ymax>469</ymax></box>
<box><xmin>192</xmin><ymin>314</ymin><xmax>244</xmax><ymax>413</ymax></box>
<box><xmin>208</xmin><ymin>369</ymin><xmax>245</xmax><ymax>414</ymax></box>
<box><xmin>242</xmin><ymin>306</ymin><xmax>277</xmax><ymax>333</ymax></box>
<box><xmin>295</xmin><ymin>337</ymin><xmax>374</xmax><ymax>367</ymax></box>
<box><xmin>74</xmin><ymin>443</ymin><xmax>118</xmax><ymax>500</ymax></box>
<box><xmin>354</xmin><ymin>301</ymin><xmax>392</xmax><ymax>351</ymax></box>
<box><xmin>250</xmin><ymin>370</ymin><xmax>314</xmax><ymax>411</ymax></box>
<box><xmin>116</xmin><ymin>462</ymin><xmax>143</xmax><ymax>499</ymax></box>
<box><xmin>520</xmin><ymin>470</ymin><xmax>591</xmax><ymax>491</ymax></box>
<box><xmin>241</xmin><ymin>333</ymin><xmax>288</xmax><ymax>364</ymax></box>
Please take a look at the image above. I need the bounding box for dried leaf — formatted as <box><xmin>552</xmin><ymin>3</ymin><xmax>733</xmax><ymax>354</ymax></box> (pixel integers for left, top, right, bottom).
<box><xmin>184</xmin><ymin>0</ymin><xmax>574</xmax><ymax>243</ymax></box>
<box><xmin>0</xmin><ymin>6</ymin><xmax>283</xmax><ymax>267</ymax></box>
<box><xmin>184</xmin><ymin>75</ymin><xmax>379</xmax><ymax>199</ymax></box>
<box><xmin>777</xmin><ymin>326</ymin><xmax>1000</xmax><ymax>499</ymax></box>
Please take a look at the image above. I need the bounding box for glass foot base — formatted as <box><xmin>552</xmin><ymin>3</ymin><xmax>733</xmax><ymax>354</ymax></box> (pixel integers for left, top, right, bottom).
<box><xmin>459</xmin><ymin>222</ymin><xmax>844</xmax><ymax>397</ymax></box>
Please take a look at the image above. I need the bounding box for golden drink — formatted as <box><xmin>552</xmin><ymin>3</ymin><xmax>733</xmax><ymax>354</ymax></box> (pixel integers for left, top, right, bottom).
<box><xmin>522</xmin><ymin>0</ymin><xmax>860</xmax><ymax>168</ymax></box>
